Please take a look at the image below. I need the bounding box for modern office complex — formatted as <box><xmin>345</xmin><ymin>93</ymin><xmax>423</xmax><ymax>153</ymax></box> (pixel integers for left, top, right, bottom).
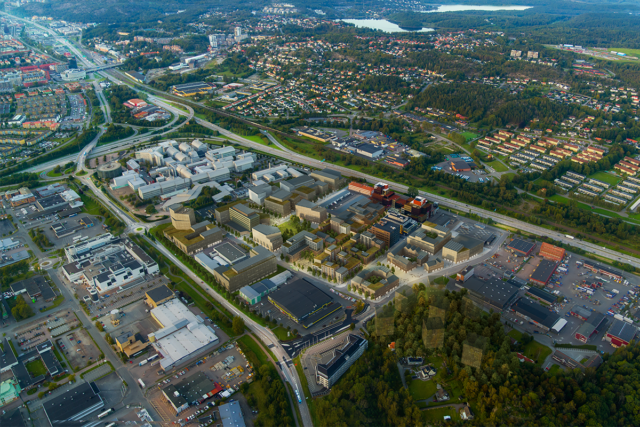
<box><xmin>213</xmin><ymin>246</ymin><xmax>277</xmax><ymax>292</ymax></box>
<box><xmin>163</xmin><ymin>205</ymin><xmax>224</xmax><ymax>254</ymax></box>
<box><xmin>251</xmin><ymin>224</ymin><xmax>283</xmax><ymax>251</ymax></box>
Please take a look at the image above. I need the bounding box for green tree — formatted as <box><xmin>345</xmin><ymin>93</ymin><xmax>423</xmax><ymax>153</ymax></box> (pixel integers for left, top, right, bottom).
<box><xmin>232</xmin><ymin>316</ymin><xmax>245</xmax><ymax>335</ymax></box>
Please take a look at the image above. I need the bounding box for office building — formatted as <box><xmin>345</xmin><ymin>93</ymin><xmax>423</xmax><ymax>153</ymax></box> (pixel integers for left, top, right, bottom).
<box><xmin>309</xmin><ymin>168</ymin><xmax>344</xmax><ymax>190</ymax></box>
<box><xmin>316</xmin><ymin>335</ymin><xmax>368</xmax><ymax>388</ymax></box>
<box><xmin>213</xmin><ymin>246</ymin><xmax>277</xmax><ymax>292</ymax></box>
<box><xmin>251</xmin><ymin>224</ymin><xmax>283</xmax><ymax>251</ymax></box>
<box><xmin>442</xmin><ymin>235</ymin><xmax>484</xmax><ymax>263</ymax></box>
<box><xmin>296</xmin><ymin>199</ymin><xmax>327</xmax><ymax>223</ymax></box>
<box><xmin>407</xmin><ymin>222</ymin><xmax>452</xmax><ymax>254</ymax></box>
<box><xmin>265</xmin><ymin>189</ymin><xmax>295</xmax><ymax>217</ymax></box>
<box><xmin>370</xmin><ymin>220</ymin><xmax>400</xmax><ymax>248</ymax></box>
<box><xmin>163</xmin><ymin>205</ymin><xmax>224</xmax><ymax>255</ymax></box>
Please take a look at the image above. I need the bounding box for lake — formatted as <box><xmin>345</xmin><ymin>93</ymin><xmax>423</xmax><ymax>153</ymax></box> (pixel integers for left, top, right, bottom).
<box><xmin>423</xmin><ymin>5</ymin><xmax>533</xmax><ymax>13</ymax></box>
<box><xmin>339</xmin><ymin>19</ymin><xmax>435</xmax><ymax>33</ymax></box>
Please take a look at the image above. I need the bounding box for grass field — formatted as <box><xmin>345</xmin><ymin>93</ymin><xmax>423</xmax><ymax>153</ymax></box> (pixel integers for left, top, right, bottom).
<box><xmin>588</xmin><ymin>171</ymin><xmax>621</xmax><ymax>186</ymax></box>
<box><xmin>507</xmin><ymin>330</ymin><xmax>552</xmax><ymax>365</ymax></box>
<box><xmin>46</xmin><ymin>170</ymin><xmax>62</xmax><ymax>178</ymax></box>
<box><xmin>237</xmin><ymin>335</ymin><xmax>270</xmax><ymax>366</ymax></box>
<box><xmin>548</xmin><ymin>364</ymin><xmax>561</xmax><ymax>375</ymax></box>
<box><xmin>422</xmin><ymin>406</ymin><xmax>460</xmax><ymax>423</ymax></box>
<box><xmin>80</xmin><ymin>194</ymin><xmax>102</xmax><ymax>216</ymax></box>
<box><xmin>502</xmin><ymin>173</ymin><xmax>517</xmax><ymax>181</ymax></box>
<box><xmin>409</xmin><ymin>379</ymin><xmax>438</xmax><ymax>400</ymax></box>
<box><xmin>486</xmin><ymin>160</ymin><xmax>508</xmax><ymax>172</ymax></box>
<box><xmin>278</xmin><ymin>218</ymin><xmax>302</xmax><ymax>235</ymax></box>
<box><xmin>461</xmin><ymin>131</ymin><xmax>479</xmax><ymax>141</ymax></box>
<box><xmin>271</xmin><ymin>326</ymin><xmax>296</xmax><ymax>341</ymax></box>
<box><xmin>25</xmin><ymin>359</ymin><xmax>47</xmax><ymax>377</ymax></box>
<box><xmin>607</xmin><ymin>48</ymin><xmax>640</xmax><ymax>58</ymax></box>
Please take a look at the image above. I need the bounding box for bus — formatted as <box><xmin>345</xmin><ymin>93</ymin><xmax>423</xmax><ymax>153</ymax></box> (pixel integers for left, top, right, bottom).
<box><xmin>97</xmin><ymin>408</ymin><xmax>114</xmax><ymax>419</ymax></box>
<box><xmin>295</xmin><ymin>390</ymin><xmax>302</xmax><ymax>404</ymax></box>
<box><xmin>138</xmin><ymin>378</ymin><xmax>145</xmax><ymax>389</ymax></box>
<box><xmin>147</xmin><ymin>354</ymin><xmax>159</xmax><ymax>363</ymax></box>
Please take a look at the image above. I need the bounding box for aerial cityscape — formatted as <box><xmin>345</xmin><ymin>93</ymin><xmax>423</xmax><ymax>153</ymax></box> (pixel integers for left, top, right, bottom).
<box><xmin>1</xmin><ymin>0</ymin><xmax>640</xmax><ymax>426</ymax></box>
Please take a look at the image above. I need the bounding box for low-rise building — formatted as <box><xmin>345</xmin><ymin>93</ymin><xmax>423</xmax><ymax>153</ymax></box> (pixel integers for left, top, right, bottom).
<box><xmin>442</xmin><ymin>235</ymin><xmax>484</xmax><ymax>263</ymax></box>
<box><xmin>351</xmin><ymin>265</ymin><xmax>399</xmax><ymax>299</ymax></box>
<box><xmin>296</xmin><ymin>199</ymin><xmax>327</xmax><ymax>223</ymax></box>
<box><xmin>407</xmin><ymin>222</ymin><xmax>451</xmax><ymax>254</ymax></box>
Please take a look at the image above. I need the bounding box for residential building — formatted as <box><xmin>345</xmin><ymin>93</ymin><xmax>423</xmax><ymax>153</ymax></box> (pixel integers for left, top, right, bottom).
<box><xmin>351</xmin><ymin>265</ymin><xmax>399</xmax><ymax>299</ymax></box>
<box><xmin>281</xmin><ymin>230</ymin><xmax>324</xmax><ymax>261</ymax></box>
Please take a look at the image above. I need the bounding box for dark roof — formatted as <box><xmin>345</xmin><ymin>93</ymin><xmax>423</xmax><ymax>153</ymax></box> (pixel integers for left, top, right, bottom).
<box><xmin>40</xmin><ymin>347</ymin><xmax>63</xmax><ymax>376</ymax></box>
<box><xmin>512</xmin><ymin>298</ymin><xmax>561</xmax><ymax>329</ymax></box>
<box><xmin>526</xmin><ymin>286</ymin><xmax>557</xmax><ymax>304</ymax></box>
<box><xmin>43</xmin><ymin>382</ymin><xmax>104</xmax><ymax>423</ymax></box>
<box><xmin>531</xmin><ymin>260</ymin><xmax>558</xmax><ymax>284</ymax></box>
<box><xmin>576</xmin><ymin>312</ymin><xmax>607</xmax><ymax>339</ymax></box>
<box><xmin>11</xmin><ymin>276</ymin><xmax>54</xmax><ymax>299</ymax></box>
<box><xmin>608</xmin><ymin>319</ymin><xmax>637</xmax><ymax>343</ymax></box>
<box><xmin>0</xmin><ymin>409</ymin><xmax>26</xmax><ymax>427</ymax></box>
<box><xmin>457</xmin><ymin>276</ymin><xmax>520</xmax><ymax>310</ymax></box>
<box><xmin>317</xmin><ymin>335</ymin><xmax>367</xmax><ymax>379</ymax></box>
<box><xmin>0</xmin><ymin>338</ymin><xmax>17</xmax><ymax>371</ymax></box>
<box><xmin>164</xmin><ymin>372</ymin><xmax>220</xmax><ymax>407</ymax></box>
<box><xmin>146</xmin><ymin>285</ymin><xmax>175</xmax><ymax>304</ymax></box>
<box><xmin>507</xmin><ymin>238</ymin><xmax>536</xmax><ymax>254</ymax></box>
<box><xmin>37</xmin><ymin>194</ymin><xmax>66</xmax><ymax>209</ymax></box>
<box><xmin>583</xmin><ymin>260</ymin><xmax>623</xmax><ymax>278</ymax></box>
<box><xmin>215</xmin><ymin>242</ymin><xmax>247</xmax><ymax>264</ymax></box>
<box><xmin>268</xmin><ymin>278</ymin><xmax>333</xmax><ymax>320</ymax></box>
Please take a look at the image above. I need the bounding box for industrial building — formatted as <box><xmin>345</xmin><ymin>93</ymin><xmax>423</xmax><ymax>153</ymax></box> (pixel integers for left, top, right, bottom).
<box><xmin>506</xmin><ymin>238</ymin><xmax>536</xmax><ymax>256</ymax></box>
<box><xmin>43</xmin><ymin>382</ymin><xmax>104</xmax><ymax>425</ymax></box>
<box><xmin>10</xmin><ymin>275</ymin><xmax>56</xmax><ymax>302</ymax></box>
<box><xmin>511</xmin><ymin>298</ymin><xmax>567</xmax><ymax>332</ymax></box>
<box><xmin>162</xmin><ymin>372</ymin><xmax>224</xmax><ymax>414</ymax></box>
<box><xmin>309</xmin><ymin>168</ymin><xmax>345</xmax><ymax>190</ymax></box>
<box><xmin>150</xmin><ymin>299</ymin><xmax>219</xmax><ymax>371</ymax></box>
<box><xmin>213</xmin><ymin>246</ymin><xmax>277</xmax><ymax>292</ymax></box>
<box><xmin>145</xmin><ymin>285</ymin><xmax>175</xmax><ymax>308</ymax></box>
<box><xmin>539</xmin><ymin>242</ymin><xmax>566</xmax><ymax>262</ymax></box>
<box><xmin>163</xmin><ymin>205</ymin><xmax>224</xmax><ymax>254</ymax></box>
<box><xmin>530</xmin><ymin>259</ymin><xmax>558</xmax><ymax>286</ymax></box>
<box><xmin>455</xmin><ymin>275</ymin><xmax>520</xmax><ymax>310</ymax></box>
<box><xmin>172</xmin><ymin>81</ymin><xmax>214</xmax><ymax>96</ymax></box>
<box><xmin>583</xmin><ymin>261</ymin><xmax>624</xmax><ymax>282</ymax></box>
<box><xmin>239</xmin><ymin>279</ymin><xmax>278</xmax><ymax>305</ymax></box>
<box><xmin>605</xmin><ymin>319</ymin><xmax>636</xmax><ymax>348</ymax></box>
<box><xmin>316</xmin><ymin>335</ymin><xmax>368</xmax><ymax>388</ymax></box>
<box><xmin>525</xmin><ymin>286</ymin><xmax>557</xmax><ymax>305</ymax></box>
<box><xmin>575</xmin><ymin>312</ymin><xmax>607</xmax><ymax>343</ymax></box>
<box><xmin>219</xmin><ymin>401</ymin><xmax>247</xmax><ymax>427</ymax></box>
<box><xmin>268</xmin><ymin>278</ymin><xmax>338</xmax><ymax>328</ymax></box>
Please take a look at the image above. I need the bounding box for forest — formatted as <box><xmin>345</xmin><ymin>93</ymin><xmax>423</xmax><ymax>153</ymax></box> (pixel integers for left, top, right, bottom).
<box><xmin>315</xmin><ymin>286</ymin><xmax>640</xmax><ymax>426</ymax></box>
<box><xmin>123</xmin><ymin>51</ymin><xmax>178</xmax><ymax>71</ymax></box>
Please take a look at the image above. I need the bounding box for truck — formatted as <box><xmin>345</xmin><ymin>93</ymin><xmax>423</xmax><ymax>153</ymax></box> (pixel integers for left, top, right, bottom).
<box><xmin>139</xmin><ymin>359</ymin><xmax>148</xmax><ymax>367</ymax></box>
<box><xmin>566</xmin><ymin>234</ymin><xmax>575</xmax><ymax>240</ymax></box>
<box><xmin>613</xmin><ymin>289</ymin><xmax>619</xmax><ymax>294</ymax></box>
<box><xmin>138</xmin><ymin>379</ymin><xmax>145</xmax><ymax>388</ymax></box>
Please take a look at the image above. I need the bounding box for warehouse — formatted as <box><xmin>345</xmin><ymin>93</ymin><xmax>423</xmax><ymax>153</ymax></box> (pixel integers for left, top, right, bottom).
<box><xmin>268</xmin><ymin>278</ymin><xmax>338</xmax><ymax>328</ymax></box>
<box><xmin>530</xmin><ymin>259</ymin><xmax>558</xmax><ymax>286</ymax></box>
<box><xmin>511</xmin><ymin>298</ymin><xmax>567</xmax><ymax>332</ymax></box>
<box><xmin>525</xmin><ymin>286</ymin><xmax>557</xmax><ymax>305</ymax></box>
<box><xmin>538</xmin><ymin>242</ymin><xmax>565</xmax><ymax>262</ymax></box>
<box><xmin>172</xmin><ymin>81</ymin><xmax>214</xmax><ymax>96</ymax></box>
<box><xmin>605</xmin><ymin>319</ymin><xmax>636</xmax><ymax>348</ymax></box>
<box><xmin>43</xmin><ymin>382</ymin><xmax>104</xmax><ymax>425</ymax></box>
<box><xmin>575</xmin><ymin>312</ymin><xmax>607</xmax><ymax>343</ymax></box>
<box><xmin>583</xmin><ymin>261</ymin><xmax>624</xmax><ymax>282</ymax></box>
<box><xmin>455</xmin><ymin>275</ymin><xmax>520</xmax><ymax>310</ymax></box>
<box><xmin>506</xmin><ymin>238</ymin><xmax>536</xmax><ymax>256</ymax></box>
<box><xmin>162</xmin><ymin>372</ymin><xmax>224</xmax><ymax>413</ymax></box>
<box><xmin>356</xmin><ymin>143</ymin><xmax>384</xmax><ymax>159</ymax></box>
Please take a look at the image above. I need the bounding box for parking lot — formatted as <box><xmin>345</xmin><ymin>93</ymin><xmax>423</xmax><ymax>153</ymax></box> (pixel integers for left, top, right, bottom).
<box><xmin>57</xmin><ymin>328</ymin><xmax>103</xmax><ymax>370</ymax></box>
<box><xmin>65</xmin><ymin>93</ymin><xmax>86</xmax><ymax>122</ymax></box>
<box><xmin>43</xmin><ymin>215</ymin><xmax>105</xmax><ymax>248</ymax></box>
<box><xmin>0</xmin><ymin>218</ymin><xmax>15</xmax><ymax>235</ymax></box>
<box><xmin>12</xmin><ymin>310</ymin><xmax>80</xmax><ymax>353</ymax></box>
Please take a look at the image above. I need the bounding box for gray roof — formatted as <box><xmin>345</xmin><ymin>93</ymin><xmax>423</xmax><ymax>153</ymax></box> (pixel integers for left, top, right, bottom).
<box><xmin>231</xmin><ymin>246</ymin><xmax>274</xmax><ymax>273</ymax></box>
<box><xmin>252</xmin><ymin>224</ymin><xmax>280</xmax><ymax>235</ymax></box>
<box><xmin>219</xmin><ymin>401</ymin><xmax>246</xmax><ymax>427</ymax></box>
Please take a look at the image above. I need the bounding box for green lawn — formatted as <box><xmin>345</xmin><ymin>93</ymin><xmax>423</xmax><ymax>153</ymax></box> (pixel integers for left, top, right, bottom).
<box><xmin>486</xmin><ymin>160</ymin><xmax>508</xmax><ymax>172</ymax></box>
<box><xmin>242</xmin><ymin>134</ymin><xmax>284</xmax><ymax>151</ymax></box>
<box><xmin>461</xmin><ymin>131</ymin><xmax>479</xmax><ymax>141</ymax></box>
<box><xmin>548</xmin><ymin>364</ymin><xmax>561</xmax><ymax>375</ymax></box>
<box><xmin>76</xmin><ymin>170</ymin><xmax>87</xmax><ymax>176</ymax></box>
<box><xmin>588</xmin><ymin>171</ymin><xmax>621</xmax><ymax>186</ymax></box>
<box><xmin>433</xmin><ymin>276</ymin><xmax>449</xmax><ymax>285</ymax></box>
<box><xmin>80</xmin><ymin>194</ymin><xmax>102</xmax><ymax>216</ymax></box>
<box><xmin>42</xmin><ymin>295</ymin><xmax>64</xmax><ymax>312</ymax></box>
<box><xmin>502</xmin><ymin>173</ymin><xmax>517</xmax><ymax>181</ymax></box>
<box><xmin>607</xmin><ymin>48</ymin><xmax>640</xmax><ymax>58</ymax></box>
<box><xmin>422</xmin><ymin>406</ymin><xmax>460</xmax><ymax>423</ymax></box>
<box><xmin>408</xmin><ymin>379</ymin><xmax>437</xmax><ymax>400</ymax></box>
<box><xmin>507</xmin><ymin>330</ymin><xmax>552</xmax><ymax>365</ymax></box>
<box><xmin>278</xmin><ymin>218</ymin><xmax>302</xmax><ymax>235</ymax></box>
<box><xmin>46</xmin><ymin>170</ymin><xmax>62</xmax><ymax>178</ymax></box>
<box><xmin>25</xmin><ymin>359</ymin><xmax>47</xmax><ymax>377</ymax></box>
<box><xmin>271</xmin><ymin>326</ymin><xmax>296</xmax><ymax>341</ymax></box>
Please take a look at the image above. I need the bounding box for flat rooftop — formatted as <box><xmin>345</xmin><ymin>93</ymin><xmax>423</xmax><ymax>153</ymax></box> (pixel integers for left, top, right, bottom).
<box><xmin>214</xmin><ymin>242</ymin><xmax>247</xmax><ymax>265</ymax></box>
<box><xmin>268</xmin><ymin>278</ymin><xmax>333</xmax><ymax>321</ymax></box>
<box><xmin>507</xmin><ymin>238</ymin><xmax>536</xmax><ymax>254</ymax></box>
